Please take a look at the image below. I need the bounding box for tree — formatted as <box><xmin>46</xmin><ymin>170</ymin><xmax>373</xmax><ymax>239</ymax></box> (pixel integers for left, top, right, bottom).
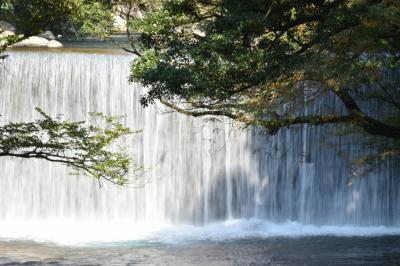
<box><xmin>0</xmin><ymin>0</ymin><xmax>115</xmax><ymax>37</ymax></box>
<box><xmin>0</xmin><ymin>1</ymin><xmax>140</xmax><ymax>185</ymax></box>
<box><xmin>128</xmin><ymin>0</ymin><xmax>400</xmax><ymax>167</ymax></box>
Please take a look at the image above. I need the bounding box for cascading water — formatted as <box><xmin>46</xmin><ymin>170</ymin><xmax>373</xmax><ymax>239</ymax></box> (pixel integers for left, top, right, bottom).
<box><xmin>0</xmin><ymin>50</ymin><xmax>399</xmax><ymax>245</ymax></box>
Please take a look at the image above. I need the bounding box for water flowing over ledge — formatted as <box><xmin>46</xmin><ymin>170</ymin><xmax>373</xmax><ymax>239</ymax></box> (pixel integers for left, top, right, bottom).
<box><xmin>0</xmin><ymin>51</ymin><xmax>399</xmax><ymax>245</ymax></box>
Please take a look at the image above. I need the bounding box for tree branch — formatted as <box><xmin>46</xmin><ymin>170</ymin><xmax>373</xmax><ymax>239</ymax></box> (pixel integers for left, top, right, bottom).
<box><xmin>160</xmin><ymin>99</ymin><xmax>355</xmax><ymax>134</ymax></box>
<box><xmin>333</xmin><ymin>87</ymin><xmax>400</xmax><ymax>139</ymax></box>
<box><xmin>0</xmin><ymin>109</ymin><xmax>142</xmax><ymax>186</ymax></box>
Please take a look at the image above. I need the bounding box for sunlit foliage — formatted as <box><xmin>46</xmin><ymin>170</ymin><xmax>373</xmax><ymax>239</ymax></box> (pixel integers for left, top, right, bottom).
<box><xmin>0</xmin><ymin>108</ymin><xmax>141</xmax><ymax>186</ymax></box>
<box><xmin>129</xmin><ymin>0</ymin><xmax>400</xmax><ymax>174</ymax></box>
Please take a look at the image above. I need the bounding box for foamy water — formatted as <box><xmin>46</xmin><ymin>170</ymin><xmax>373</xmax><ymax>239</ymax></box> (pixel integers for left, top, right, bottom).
<box><xmin>1</xmin><ymin>219</ymin><xmax>400</xmax><ymax>246</ymax></box>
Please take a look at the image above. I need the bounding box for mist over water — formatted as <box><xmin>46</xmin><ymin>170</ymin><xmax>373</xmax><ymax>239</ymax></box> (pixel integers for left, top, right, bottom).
<box><xmin>0</xmin><ymin>51</ymin><xmax>399</xmax><ymax>245</ymax></box>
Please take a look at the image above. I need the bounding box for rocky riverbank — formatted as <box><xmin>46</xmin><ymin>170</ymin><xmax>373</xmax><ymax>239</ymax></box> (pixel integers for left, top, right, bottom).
<box><xmin>0</xmin><ymin>21</ymin><xmax>63</xmax><ymax>48</ymax></box>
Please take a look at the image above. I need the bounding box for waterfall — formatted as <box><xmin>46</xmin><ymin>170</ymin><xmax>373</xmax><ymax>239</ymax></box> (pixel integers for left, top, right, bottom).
<box><xmin>0</xmin><ymin>51</ymin><xmax>399</xmax><ymax>244</ymax></box>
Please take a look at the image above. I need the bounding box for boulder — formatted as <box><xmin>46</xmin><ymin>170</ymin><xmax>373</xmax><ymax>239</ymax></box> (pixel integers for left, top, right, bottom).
<box><xmin>192</xmin><ymin>28</ymin><xmax>206</xmax><ymax>37</ymax></box>
<box><xmin>114</xmin><ymin>15</ymin><xmax>127</xmax><ymax>32</ymax></box>
<box><xmin>14</xmin><ymin>36</ymin><xmax>49</xmax><ymax>47</ymax></box>
<box><xmin>38</xmin><ymin>30</ymin><xmax>56</xmax><ymax>40</ymax></box>
<box><xmin>0</xmin><ymin>30</ymin><xmax>15</xmax><ymax>38</ymax></box>
<box><xmin>189</xmin><ymin>24</ymin><xmax>206</xmax><ymax>37</ymax></box>
<box><xmin>0</xmin><ymin>21</ymin><xmax>15</xmax><ymax>32</ymax></box>
<box><xmin>47</xmin><ymin>40</ymin><xmax>63</xmax><ymax>48</ymax></box>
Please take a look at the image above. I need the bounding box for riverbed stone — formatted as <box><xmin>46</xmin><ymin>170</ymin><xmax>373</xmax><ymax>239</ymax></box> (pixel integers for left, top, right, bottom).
<box><xmin>0</xmin><ymin>21</ymin><xmax>15</xmax><ymax>32</ymax></box>
<box><xmin>38</xmin><ymin>30</ymin><xmax>56</xmax><ymax>40</ymax></box>
<box><xmin>114</xmin><ymin>15</ymin><xmax>127</xmax><ymax>32</ymax></box>
<box><xmin>0</xmin><ymin>30</ymin><xmax>15</xmax><ymax>38</ymax></box>
<box><xmin>47</xmin><ymin>40</ymin><xmax>63</xmax><ymax>48</ymax></box>
<box><xmin>14</xmin><ymin>36</ymin><xmax>50</xmax><ymax>47</ymax></box>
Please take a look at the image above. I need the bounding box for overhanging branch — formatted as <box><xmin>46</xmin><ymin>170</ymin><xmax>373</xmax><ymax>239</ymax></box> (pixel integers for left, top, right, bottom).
<box><xmin>159</xmin><ymin>99</ymin><xmax>355</xmax><ymax>134</ymax></box>
<box><xmin>333</xmin><ymin>87</ymin><xmax>400</xmax><ymax>139</ymax></box>
<box><xmin>160</xmin><ymin>99</ymin><xmax>238</xmax><ymax>119</ymax></box>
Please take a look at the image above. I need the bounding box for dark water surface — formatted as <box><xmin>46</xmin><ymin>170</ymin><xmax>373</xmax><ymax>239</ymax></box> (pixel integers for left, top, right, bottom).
<box><xmin>1</xmin><ymin>236</ymin><xmax>400</xmax><ymax>266</ymax></box>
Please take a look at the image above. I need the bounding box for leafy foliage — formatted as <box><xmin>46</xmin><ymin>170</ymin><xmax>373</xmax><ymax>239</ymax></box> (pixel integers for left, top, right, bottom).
<box><xmin>71</xmin><ymin>0</ymin><xmax>115</xmax><ymax>38</ymax></box>
<box><xmin>127</xmin><ymin>0</ymin><xmax>400</xmax><ymax>175</ymax></box>
<box><xmin>0</xmin><ymin>33</ymin><xmax>20</xmax><ymax>56</ymax></box>
<box><xmin>0</xmin><ymin>0</ymin><xmax>115</xmax><ymax>37</ymax></box>
<box><xmin>0</xmin><ymin>108</ymin><xmax>141</xmax><ymax>186</ymax></box>
<box><xmin>129</xmin><ymin>0</ymin><xmax>400</xmax><ymax>138</ymax></box>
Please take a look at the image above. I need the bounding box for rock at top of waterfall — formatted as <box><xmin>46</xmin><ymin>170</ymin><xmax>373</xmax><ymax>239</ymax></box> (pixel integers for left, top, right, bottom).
<box><xmin>0</xmin><ymin>21</ymin><xmax>15</xmax><ymax>33</ymax></box>
<box><xmin>0</xmin><ymin>30</ymin><xmax>15</xmax><ymax>38</ymax></box>
<box><xmin>13</xmin><ymin>36</ymin><xmax>63</xmax><ymax>48</ymax></box>
<box><xmin>47</xmin><ymin>40</ymin><xmax>63</xmax><ymax>48</ymax></box>
<box><xmin>191</xmin><ymin>26</ymin><xmax>206</xmax><ymax>37</ymax></box>
<box><xmin>0</xmin><ymin>20</ymin><xmax>16</xmax><ymax>40</ymax></box>
<box><xmin>14</xmin><ymin>36</ymin><xmax>49</xmax><ymax>47</ymax></box>
<box><xmin>114</xmin><ymin>14</ymin><xmax>127</xmax><ymax>32</ymax></box>
<box><xmin>38</xmin><ymin>30</ymin><xmax>56</xmax><ymax>40</ymax></box>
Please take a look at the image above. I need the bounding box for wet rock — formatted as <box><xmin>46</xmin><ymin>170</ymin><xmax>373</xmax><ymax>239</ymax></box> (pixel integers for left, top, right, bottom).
<box><xmin>0</xmin><ymin>30</ymin><xmax>15</xmax><ymax>38</ymax></box>
<box><xmin>47</xmin><ymin>40</ymin><xmax>63</xmax><ymax>48</ymax></box>
<box><xmin>14</xmin><ymin>36</ymin><xmax>49</xmax><ymax>47</ymax></box>
<box><xmin>0</xmin><ymin>21</ymin><xmax>15</xmax><ymax>32</ymax></box>
<box><xmin>38</xmin><ymin>30</ymin><xmax>56</xmax><ymax>40</ymax></box>
<box><xmin>114</xmin><ymin>15</ymin><xmax>127</xmax><ymax>32</ymax></box>
<box><xmin>191</xmin><ymin>25</ymin><xmax>205</xmax><ymax>37</ymax></box>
